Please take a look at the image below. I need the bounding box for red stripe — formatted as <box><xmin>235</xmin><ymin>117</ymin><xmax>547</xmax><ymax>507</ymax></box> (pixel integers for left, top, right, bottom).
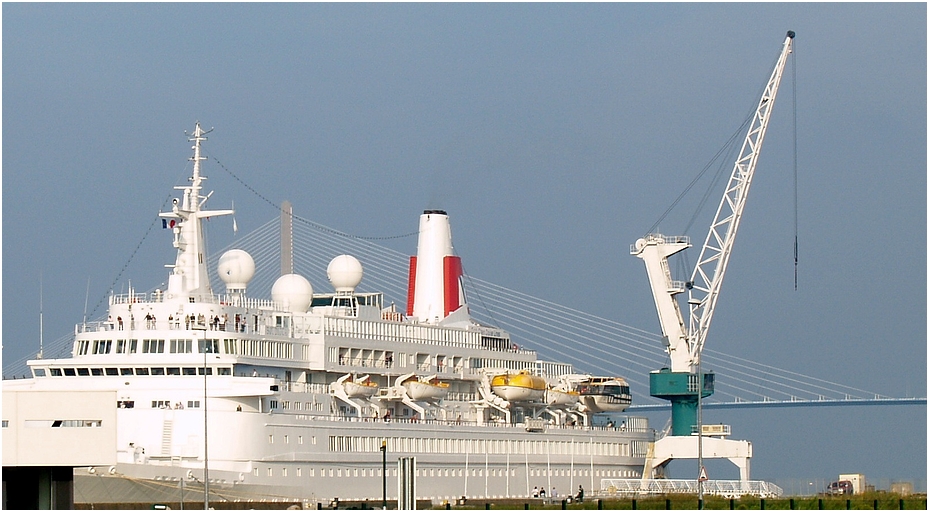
<box><xmin>443</xmin><ymin>256</ymin><xmax>462</xmax><ymax>317</ymax></box>
<box><xmin>406</xmin><ymin>256</ymin><xmax>417</xmax><ymax>317</ymax></box>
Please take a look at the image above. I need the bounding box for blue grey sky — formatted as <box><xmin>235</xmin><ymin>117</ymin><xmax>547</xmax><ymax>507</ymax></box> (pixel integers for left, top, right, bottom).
<box><xmin>3</xmin><ymin>3</ymin><xmax>925</xmax><ymax>486</ymax></box>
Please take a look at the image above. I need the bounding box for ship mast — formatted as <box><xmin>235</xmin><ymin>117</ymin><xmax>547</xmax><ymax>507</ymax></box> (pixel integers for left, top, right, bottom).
<box><xmin>160</xmin><ymin>122</ymin><xmax>234</xmax><ymax>302</ymax></box>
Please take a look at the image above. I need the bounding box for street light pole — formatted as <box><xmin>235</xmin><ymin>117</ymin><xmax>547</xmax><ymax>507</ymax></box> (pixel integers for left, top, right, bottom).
<box><xmin>195</xmin><ymin>327</ymin><xmax>209</xmax><ymax>510</ymax></box>
<box><xmin>381</xmin><ymin>440</ymin><xmax>387</xmax><ymax>510</ymax></box>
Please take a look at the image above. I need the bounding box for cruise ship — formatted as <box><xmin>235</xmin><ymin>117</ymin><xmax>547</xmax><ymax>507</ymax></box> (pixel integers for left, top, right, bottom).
<box><xmin>4</xmin><ymin>124</ymin><xmax>654</xmax><ymax>504</ymax></box>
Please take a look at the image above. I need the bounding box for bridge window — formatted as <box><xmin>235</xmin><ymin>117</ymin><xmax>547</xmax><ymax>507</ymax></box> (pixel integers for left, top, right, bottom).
<box><xmin>120</xmin><ymin>368</ymin><xmax>133</xmax><ymax>375</ymax></box>
<box><xmin>150</xmin><ymin>367</ymin><xmax>165</xmax><ymax>376</ymax></box>
<box><xmin>34</xmin><ymin>369</ymin><xmax>46</xmax><ymax>377</ymax></box>
<box><xmin>166</xmin><ymin>367</ymin><xmax>181</xmax><ymax>376</ymax></box>
<box><xmin>50</xmin><ymin>368</ymin><xmax>62</xmax><ymax>376</ymax></box>
<box><xmin>105</xmin><ymin>368</ymin><xmax>118</xmax><ymax>376</ymax></box>
<box><xmin>135</xmin><ymin>368</ymin><xmax>149</xmax><ymax>375</ymax></box>
<box><xmin>182</xmin><ymin>367</ymin><xmax>197</xmax><ymax>376</ymax></box>
<box><xmin>77</xmin><ymin>368</ymin><xmax>90</xmax><ymax>376</ymax></box>
<box><xmin>63</xmin><ymin>368</ymin><xmax>76</xmax><ymax>376</ymax></box>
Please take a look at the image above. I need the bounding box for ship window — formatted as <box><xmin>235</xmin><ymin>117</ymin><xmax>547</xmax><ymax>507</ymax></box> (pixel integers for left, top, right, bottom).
<box><xmin>77</xmin><ymin>340</ymin><xmax>90</xmax><ymax>355</ymax></box>
<box><xmin>142</xmin><ymin>339</ymin><xmax>164</xmax><ymax>353</ymax></box>
<box><xmin>34</xmin><ymin>369</ymin><xmax>46</xmax><ymax>377</ymax></box>
<box><xmin>105</xmin><ymin>368</ymin><xmax>119</xmax><ymax>376</ymax></box>
<box><xmin>120</xmin><ymin>368</ymin><xmax>133</xmax><ymax>375</ymax></box>
<box><xmin>187</xmin><ymin>401</ymin><xmax>200</xmax><ymax>408</ymax></box>
<box><xmin>116</xmin><ymin>340</ymin><xmax>126</xmax><ymax>353</ymax></box>
<box><xmin>50</xmin><ymin>368</ymin><xmax>62</xmax><ymax>376</ymax></box>
<box><xmin>182</xmin><ymin>368</ymin><xmax>197</xmax><ymax>375</ymax></box>
<box><xmin>218</xmin><ymin>367</ymin><xmax>231</xmax><ymax>375</ymax></box>
<box><xmin>150</xmin><ymin>367</ymin><xmax>165</xmax><ymax>376</ymax></box>
<box><xmin>63</xmin><ymin>368</ymin><xmax>76</xmax><ymax>376</ymax></box>
<box><xmin>200</xmin><ymin>339</ymin><xmax>219</xmax><ymax>353</ymax></box>
<box><xmin>91</xmin><ymin>368</ymin><xmax>104</xmax><ymax>376</ymax></box>
<box><xmin>170</xmin><ymin>339</ymin><xmax>192</xmax><ymax>353</ymax></box>
<box><xmin>128</xmin><ymin>340</ymin><xmax>137</xmax><ymax>354</ymax></box>
<box><xmin>197</xmin><ymin>367</ymin><xmax>213</xmax><ymax>375</ymax></box>
<box><xmin>77</xmin><ymin>368</ymin><xmax>90</xmax><ymax>376</ymax></box>
<box><xmin>166</xmin><ymin>367</ymin><xmax>181</xmax><ymax>376</ymax></box>
<box><xmin>135</xmin><ymin>368</ymin><xmax>149</xmax><ymax>375</ymax></box>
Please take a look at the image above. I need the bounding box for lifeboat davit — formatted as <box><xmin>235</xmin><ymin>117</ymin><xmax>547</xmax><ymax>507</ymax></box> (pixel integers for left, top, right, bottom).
<box><xmin>577</xmin><ymin>377</ymin><xmax>632</xmax><ymax>412</ymax></box>
<box><xmin>343</xmin><ymin>375</ymin><xmax>379</xmax><ymax>398</ymax></box>
<box><xmin>545</xmin><ymin>387</ymin><xmax>580</xmax><ymax>406</ymax></box>
<box><xmin>401</xmin><ymin>375</ymin><xmax>450</xmax><ymax>401</ymax></box>
<box><xmin>491</xmin><ymin>370</ymin><xmax>546</xmax><ymax>402</ymax></box>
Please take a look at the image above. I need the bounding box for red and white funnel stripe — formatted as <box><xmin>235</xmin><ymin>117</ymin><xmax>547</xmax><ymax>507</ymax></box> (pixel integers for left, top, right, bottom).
<box><xmin>406</xmin><ymin>210</ymin><xmax>467</xmax><ymax>323</ymax></box>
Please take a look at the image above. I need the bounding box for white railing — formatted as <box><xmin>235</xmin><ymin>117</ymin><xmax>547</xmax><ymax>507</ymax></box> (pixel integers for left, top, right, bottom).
<box><xmin>600</xmin><ymin>479</ymin><xmax>783</xmax><ymax>498</ymax></box>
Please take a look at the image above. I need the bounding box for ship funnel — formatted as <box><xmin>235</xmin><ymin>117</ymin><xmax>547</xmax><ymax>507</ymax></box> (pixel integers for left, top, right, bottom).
<box><xmin>406</xmin><ymin>210</ymin><xmax>467</xmax><ymax>324</ymax></box>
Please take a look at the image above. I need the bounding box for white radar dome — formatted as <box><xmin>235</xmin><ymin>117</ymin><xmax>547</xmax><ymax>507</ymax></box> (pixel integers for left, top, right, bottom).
<box><xmin>271</xmin><ymin>274</ymin><xmax>314</xmax><ymax>313</ymax></box>
<box><xmin>327</xmin><ymin>255</ymin><xmax>363</xmax><ymax>292</ymax></box>
<box><xmin>217</xmin><ymin>249</ymin><xmax>255</xmax><ymax>290</ymax></box>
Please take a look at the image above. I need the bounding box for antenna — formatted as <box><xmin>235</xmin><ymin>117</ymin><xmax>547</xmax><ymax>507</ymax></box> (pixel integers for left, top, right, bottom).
<box><xmin>38</xmin><ymin>273</ymin><xmax>44</xmax><ymax>359</ymax></box>
<box><xmin>83</xmin><ymin>277</ymin><xmax>91</xmax><ymax>325</ymax></box>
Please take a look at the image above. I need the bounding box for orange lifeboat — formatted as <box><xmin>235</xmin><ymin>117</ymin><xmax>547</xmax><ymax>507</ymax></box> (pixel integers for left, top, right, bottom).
<box><xmin>491</xmin><ymin>370</ymin><xmax>546</xmax><ymax>402</ymax></box>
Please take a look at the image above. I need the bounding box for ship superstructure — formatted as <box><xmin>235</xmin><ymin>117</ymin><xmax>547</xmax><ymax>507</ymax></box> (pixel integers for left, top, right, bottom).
<box><xmin>5</xmin><ymin>123</ymin><xmax>652</xmax><ymax>504</ymax></box>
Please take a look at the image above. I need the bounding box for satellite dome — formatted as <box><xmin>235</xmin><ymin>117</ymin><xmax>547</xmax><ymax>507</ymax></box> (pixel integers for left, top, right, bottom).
<box><xmin>271</xmin><ymin>274</ymin><xmax>314</xmax><ymax>313</ymax></box>
<box><xmin>217</xmin><ymin>249</ymin><xmax>255</xmax><ymax>290</ymax></box>
<box><xmin>327</xmin><ymin>255</ymin><xmax>363</xmax><ymax>292</ymax></box>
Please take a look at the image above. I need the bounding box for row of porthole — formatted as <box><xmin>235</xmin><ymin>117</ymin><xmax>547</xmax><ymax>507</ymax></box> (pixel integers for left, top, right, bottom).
<box><xmin>34</xmin><ymin>366</ymin><xmax>233</xmax><ymax>377</ymax></box>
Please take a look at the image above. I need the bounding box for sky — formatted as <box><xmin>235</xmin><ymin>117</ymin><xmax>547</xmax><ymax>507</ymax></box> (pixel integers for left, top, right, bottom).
<box><xmin>3</xmin><ymin>3</ymin><xmax>926</xmax><ymax>488</ymax></box>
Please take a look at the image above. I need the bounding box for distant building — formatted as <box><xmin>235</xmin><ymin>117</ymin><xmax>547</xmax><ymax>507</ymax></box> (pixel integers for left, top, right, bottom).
<box><xmin>890</xmin><ymin>482</ymin><xmax>913</xmax><ymax>496</ymax></box>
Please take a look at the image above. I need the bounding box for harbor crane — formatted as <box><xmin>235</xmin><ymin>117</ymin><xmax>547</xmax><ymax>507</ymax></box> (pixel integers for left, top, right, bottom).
<box><xmin>631</xmin><ymin>31</ymin><xmax>795</xmax><ymax>481</ymax></box>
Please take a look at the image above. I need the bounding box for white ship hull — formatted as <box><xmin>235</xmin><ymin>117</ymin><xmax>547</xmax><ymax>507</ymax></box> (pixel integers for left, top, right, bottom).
<box><xmin>3</xmin><ymin>124</ymin><xmax>652</xmax><ymax>505</ymax></box>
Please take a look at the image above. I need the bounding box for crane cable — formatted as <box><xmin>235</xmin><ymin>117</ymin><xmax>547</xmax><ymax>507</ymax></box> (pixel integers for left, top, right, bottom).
<box><xmin>792</xmin><ymin>41</ymin><xmax>800</xmax><ymax>291</ymax></box>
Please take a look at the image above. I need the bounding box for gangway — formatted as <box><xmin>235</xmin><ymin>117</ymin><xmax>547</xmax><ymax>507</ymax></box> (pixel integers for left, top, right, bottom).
<box><xmin>600</xmin><ymin>478</ymin><xmax>783</xmax><ymax>498</ymax></box>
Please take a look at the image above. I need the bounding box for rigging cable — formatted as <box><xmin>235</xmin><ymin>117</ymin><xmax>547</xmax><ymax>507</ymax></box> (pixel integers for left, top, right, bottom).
<box><xmin>792</xmin><ymin>40</ymin><xmax>800</xmax><ymax>291</ymax></box>
<box><xmin>211</xmin><ymin>156</ymin><xmax>420</xmax><ymax>241</ymax></box>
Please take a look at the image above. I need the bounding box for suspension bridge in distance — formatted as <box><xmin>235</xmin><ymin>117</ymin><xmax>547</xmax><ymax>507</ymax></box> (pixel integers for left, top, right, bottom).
<box><xmin>10</xmin><ymin>211</ymin><xmax>925</xmax><ymax>414</ymax></box>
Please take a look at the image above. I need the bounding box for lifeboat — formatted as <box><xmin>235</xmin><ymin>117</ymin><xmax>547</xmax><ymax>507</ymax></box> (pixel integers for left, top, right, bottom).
<box><xmin>343</xmin><ymin>374</ymin><xmax>379</xmax><ymax>398</ymax></box>
<box><xmin>545</xmin><ymin>387</ymin><xmax>580</xmax><ymax>406</ymax></box>
<box><xmin>577</xmin><ymin>376</ymin><xmax>632</xmax><ymax>412</ymax></box>
<box><xmin>491</xmin><ymin>370</ymin><xmax>546</xmax><ymax>402</ymax></box>
<box><xmin>401</xmin><ymin>375</ymin><xmax>449</xmax><ymax>401</ymax></box>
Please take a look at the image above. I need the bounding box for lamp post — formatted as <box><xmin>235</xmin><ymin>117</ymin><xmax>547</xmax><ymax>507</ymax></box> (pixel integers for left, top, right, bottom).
<box><xmin>194</xmin><ymin>326</ymin><xmax>209</xmax><ymax>510</ymax></box>
<box><xmin>381</xmin><ymin>440</ymin><xmax>387</xmax><ymax>510</ymax></box>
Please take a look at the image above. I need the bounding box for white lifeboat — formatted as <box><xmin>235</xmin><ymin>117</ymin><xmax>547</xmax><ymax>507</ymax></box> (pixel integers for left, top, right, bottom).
<box><xmin>342</xmin><ymin>374</ymin><xmax>379</xmax><ymax>398</ymax></box>
<box><xmin>401</xmin><ymin>374</ymin><xmax>449</xmax><ymax>401</ymax></box>
<box><xmin>577</xmin><ymin>376</ymin><xmax>632</xmax><ymax>412</ymax></box>
<box><xmin>545</xmin><ymin>386</ymin><xmax>580</xmax><ymax>406</ymax></box>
